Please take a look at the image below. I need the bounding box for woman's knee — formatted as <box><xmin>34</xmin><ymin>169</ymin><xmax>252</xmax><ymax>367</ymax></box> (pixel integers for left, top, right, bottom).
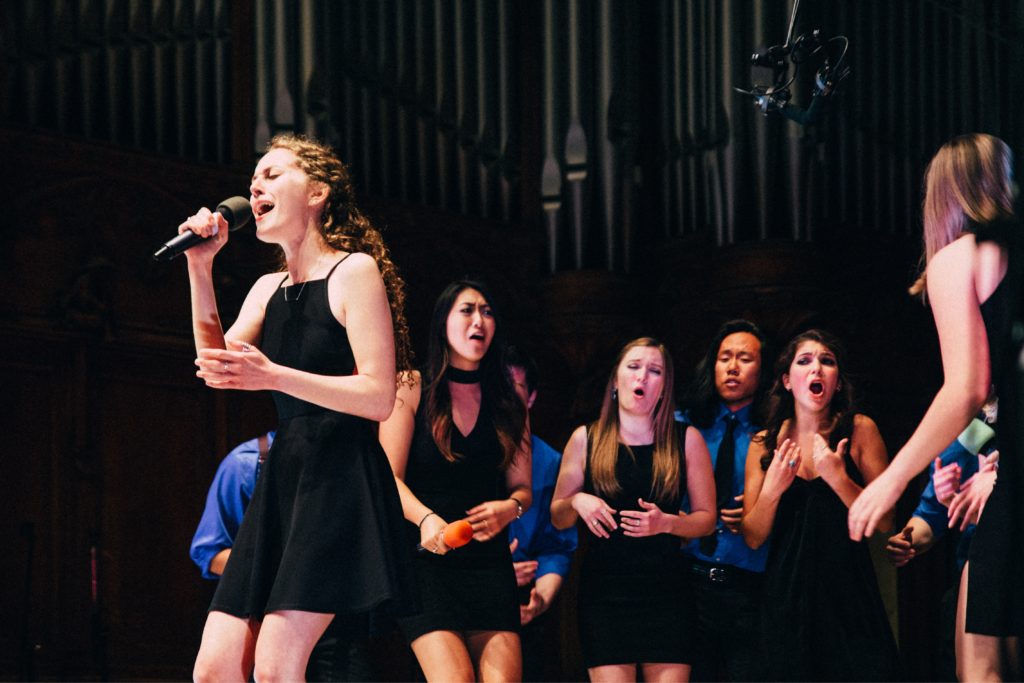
<box><xmin>193</xmin><ymin>653</ymin><xmax>237</xmax><ymax>683</ymax></box>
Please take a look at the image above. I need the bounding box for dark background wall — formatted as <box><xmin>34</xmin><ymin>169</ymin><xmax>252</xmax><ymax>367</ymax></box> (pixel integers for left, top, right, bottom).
<box><xmin>1</xmin><ymin>0</ymin><xmax>1022</xmax><ymax>680</ymax></box>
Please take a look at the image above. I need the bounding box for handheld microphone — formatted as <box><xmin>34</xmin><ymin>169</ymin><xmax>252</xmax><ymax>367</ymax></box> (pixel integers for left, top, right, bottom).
<box><xmin>417</xmin><ymin>519</ymin><xmax>474</xmax><ymax>554</ymax></box>
<box><xmin>152</xmin><ymin>196</ymin><xmax>252</xmax><ymax>261</ymax></box>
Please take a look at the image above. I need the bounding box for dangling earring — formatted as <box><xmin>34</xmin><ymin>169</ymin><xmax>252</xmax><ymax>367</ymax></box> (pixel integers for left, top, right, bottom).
<box><xmin>612</xmin><ymin>388</ymin><xmax>618</xmax><ymax>401</ymax></box>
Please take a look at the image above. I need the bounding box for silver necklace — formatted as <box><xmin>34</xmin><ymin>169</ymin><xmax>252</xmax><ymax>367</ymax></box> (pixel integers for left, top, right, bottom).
<box><xmin>284</xmin><ymin>253</ymin><xmax>328</xmax><ymax>302</ymax></box>
<box><xmin>283</xmin><ymin>280</ymin><xmax>308</xmax><ymax>302</ymax></box>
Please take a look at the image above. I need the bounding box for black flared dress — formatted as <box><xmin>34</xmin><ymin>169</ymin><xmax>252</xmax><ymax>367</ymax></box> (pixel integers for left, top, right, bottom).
<box><xmin>759</xmin><ymin>441</ymin><xmax>900</xmax><ymax>681</ymax></box>
<box><xmin>397</xmin><ymin>399</ymin><xmax>519</xmax><ymax>640</ymax></box>
<box><xmin>577</xmin><ymin>438</ymin><xmax>691</xmax><ymax>668</ymax></box>
<box><xmin>209</xmin><ymin>257</ymin><xmax>417</xmax><ymax>628</ymax></box>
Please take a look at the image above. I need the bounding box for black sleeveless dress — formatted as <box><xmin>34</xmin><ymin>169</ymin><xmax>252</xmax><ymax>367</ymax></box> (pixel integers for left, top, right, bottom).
<box><xmin>966</xmin><ymin>220</ymin><xmax>1024</xmax><ymax>636</ymax></box>
<box><xmin>209</xmin><ymin>256</ymin><xmax>417</xmax><ymax>628</ymax></box>
<box><xmin>758</xmin><ymin>434</ymin><xmax>900</xmax><ymax>681</ymax></box>
<box><xmin>397</xmin><ymin>397</ymin><xmax>519</xmax><ymax>640</ymax></box>
<box><xmin>578</xmin><ymin>438</ymin><xmax>691</xmax><ymax>668</ymax></box>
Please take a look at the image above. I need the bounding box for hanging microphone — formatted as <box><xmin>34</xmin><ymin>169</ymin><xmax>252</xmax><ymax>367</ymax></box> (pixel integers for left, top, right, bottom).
<box><xmin>417</xmin><ymin>519</ymin><xmax>474</xmax><ymax>553</ymax></box>
<box><xmin>152</xmin><ymin>196</ymin><xmax>252</xmax><ymax>261</ymax></box>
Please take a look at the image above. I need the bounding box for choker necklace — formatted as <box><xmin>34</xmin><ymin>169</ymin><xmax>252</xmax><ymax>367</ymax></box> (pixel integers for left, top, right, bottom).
<box><xmin>446</xmin><ymin>366</ymin><xmax>482</xmax><ymax>384</ymax></box>
<box><xmin>283</xmin><ymin>281</ymin><xmax>309</xmax><ymax>302</ymax></box>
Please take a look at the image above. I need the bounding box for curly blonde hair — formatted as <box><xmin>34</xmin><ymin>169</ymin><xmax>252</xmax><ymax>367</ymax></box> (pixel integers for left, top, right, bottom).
<box><xmin>267</xmin><ymin>134</ymin><xmax>414</xmax><ymax>380</ymax></box>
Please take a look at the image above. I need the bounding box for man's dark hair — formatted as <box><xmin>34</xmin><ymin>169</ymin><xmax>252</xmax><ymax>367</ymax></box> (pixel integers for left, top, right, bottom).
<box><xmin>505</xmin><ymin>345</ymin><xmax>538</xmax><ymax>395</ymax></box>
<box><xmin>684</xmin><ymin>319</ymin><xmax>769</xmax><ymax>429</ymax></box>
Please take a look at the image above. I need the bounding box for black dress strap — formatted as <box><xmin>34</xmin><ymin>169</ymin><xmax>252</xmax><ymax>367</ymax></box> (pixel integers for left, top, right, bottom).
<box><xmin>322</xmin><ymin>252</ymin><xmax>354</xmax><ymax>310</ymax></box>
<box><xmin>266</xmin><ymin>272</ymin><xmax>291</xmax><ymax>307</ymax></box>
<box><xmin>325</xmin><ymin>252</ymin><xmax>354</xmax><ymax>280</ymax></box>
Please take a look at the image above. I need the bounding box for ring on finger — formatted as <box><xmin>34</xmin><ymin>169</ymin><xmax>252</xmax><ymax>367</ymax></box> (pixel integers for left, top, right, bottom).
<box><xmin>788</xmin><ymin>459</ymin><xmax>797</xmax><ymax>468</ymax></box>
<box><xmin>222</xmin><ymin>361</ymin><xmax>230</xmax><ymax>371</ymax></box>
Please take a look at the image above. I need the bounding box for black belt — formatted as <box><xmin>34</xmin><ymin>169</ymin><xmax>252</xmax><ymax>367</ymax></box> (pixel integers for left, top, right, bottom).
<box><xmin>687</xmin><ymin>560</ymin><xmax>762</xmax><ymax>588</ymax></box>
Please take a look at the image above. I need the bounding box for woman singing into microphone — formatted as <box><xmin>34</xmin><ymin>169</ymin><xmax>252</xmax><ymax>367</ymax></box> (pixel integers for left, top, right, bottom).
<box><xmin>551</xmin><ymin>337</ymin><xmax>716</xmax><ymax>682</ymax></box>
<box><xmin>379</xmin><ymin>280</ymin><xmax>531</xmax><ymax>682</ymax></box>
<box><xmin>183</xmin><ymin>134</ymin><xmax>417</xmax><ymax>682</ymax></box>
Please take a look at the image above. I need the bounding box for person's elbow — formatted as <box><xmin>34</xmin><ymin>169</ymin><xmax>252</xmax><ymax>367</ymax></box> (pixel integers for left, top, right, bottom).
<box><xmin>365</xmin><ymin>379</ymin><xmax>398</xmax><ymax>421</ymax></box>
<box><xmin>690</xmin><ymin>510</ymin><xmax>716</xmax><ymax>538</ymax></box>
<box><xmin>968</xmin><ymin>383</ymin><xmax>990</xmax><ymax>414</ymax></box>
<box><xmin>741</xmin><ymin>521</ymin><xmax>766</xmax><ymax>550</ymax></box>
<box><xmin>550</xmin><ymin>506</ymin><xmax>572</xmax><ymax>530</ymax></box>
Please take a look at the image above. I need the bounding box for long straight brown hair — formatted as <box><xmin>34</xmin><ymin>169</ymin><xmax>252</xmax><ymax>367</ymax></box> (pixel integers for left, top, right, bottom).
<box><xmin>589</xmin><ymin>338</ymin><xmax>681</xmax><ymax>504</ymax></box>
<box><xmin>910</xmin><ymin>133</ymin><xmax>1015</xmax><ymax>297</ymax></box>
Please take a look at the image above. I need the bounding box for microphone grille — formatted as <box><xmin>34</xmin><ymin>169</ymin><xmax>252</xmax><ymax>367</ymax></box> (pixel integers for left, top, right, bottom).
<box><xmin>216</xmin><ymin>196</ymin><xmax>253</xmax><ymax>231</ymax></box>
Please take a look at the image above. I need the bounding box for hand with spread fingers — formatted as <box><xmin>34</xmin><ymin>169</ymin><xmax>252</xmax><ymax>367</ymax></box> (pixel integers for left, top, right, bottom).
<box><xmin>762</xmin><ymin>438</ymin><xmax>802</xmax><ymax>502</ymax></box>
<box><xmin>848</xmin><ymin>469</ymin><xmax>905</xmax><ymax>541</ymax></box>
<box><xmin>571</xmin><ymin>491</ymin><xmax>618</xmax><ymax>538</ymax></box>
<box><xmin>620</xmin><ymin>498</ymin><xmax>671</xmax><ymax>537</ymax></box>
<box><xmin>195</xmin><ymin>340</ymin><xmax>275</xmax><ymax>391</ymax></box>
<box><xmin>812</xmin><ymin>434</ymin><xmax>849</xmax><ymax>489</ymax></box>
<box><xmin>947</xmin><ymin>451</ymin><xmax>999</xmax><ymax>531</ymax></box>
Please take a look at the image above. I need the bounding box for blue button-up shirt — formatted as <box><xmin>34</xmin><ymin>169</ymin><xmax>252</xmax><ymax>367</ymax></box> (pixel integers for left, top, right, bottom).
<box><xmin>509</xmin><ymin>435</ymin><xmax>578</xmax><ymax>578</ymax></box>
<box><xmin>189</xmin><ymin>432</ymin><xmax>275</xmax><ymax>579</ymax></box>
<box><xmin>679</xmin><ymin>404</ymin><xmax>769</xmax><ymax>572</ymax></box>
<box><xmin>911</xmin><ymin>418</ymin><xmax>994</xmax><ymax>571</ymax></box>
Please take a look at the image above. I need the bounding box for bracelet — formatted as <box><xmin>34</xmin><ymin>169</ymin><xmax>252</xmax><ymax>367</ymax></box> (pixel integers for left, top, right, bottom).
<box><xmin>418</xmin><ymin>511</ymin><xmax>438</xmax><ymax>529</ymax></box>
<box><xmin>509</xmin><ymin>496</ymin><xmax>524</xmax><ymax>519</ymax></box>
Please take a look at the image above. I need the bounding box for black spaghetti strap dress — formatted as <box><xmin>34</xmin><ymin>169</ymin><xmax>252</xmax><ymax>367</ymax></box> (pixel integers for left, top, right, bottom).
<box><xmin>210</xmin><ymin>255</ymin><xmax>417</xmax><ymax>628</ymax></box>
<box><xmin>966</xmin><ymin>217</ymin><xmax>1024</xmax><ymax>637</ymax></box>
<box><xmin>758</xmin><ymin>430</ymin><xmax>900</xmax><ymax>681</ymax></box>
<box><xmin>397</xmin><ymin>395</ymin><xmax>519</xmax><ymax>640</ymax></box>
<box><xmin>577</xmin><ymin>435</ymin><xmax>692</xmax><ymax>668</ymax></box>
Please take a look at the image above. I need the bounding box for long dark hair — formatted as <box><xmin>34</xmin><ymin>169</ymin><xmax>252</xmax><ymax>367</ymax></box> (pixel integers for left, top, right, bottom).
<box><xmin>424</xmin><ymin>280</ymin><xmax>527</xmax><ymax>470</ymax></box>
<box><xmin>685</xmin><ymin>319</ymin><xmax>769</xmax><ymax>429</ymax></box>
<box><xmin>756</xmin><ymin>329</ymin><xmax>857</xmax><ymax>469</ymax></box>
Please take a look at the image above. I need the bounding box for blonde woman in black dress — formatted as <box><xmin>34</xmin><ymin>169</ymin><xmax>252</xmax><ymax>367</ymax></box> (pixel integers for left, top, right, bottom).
<box><xmin>551</xmin><ymin>337</ymin><xmax>716</xmax><ymax>682</ymax></box>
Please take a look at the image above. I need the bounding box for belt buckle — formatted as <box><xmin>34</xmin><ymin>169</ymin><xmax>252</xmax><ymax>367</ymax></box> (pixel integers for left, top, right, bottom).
<box><xmin>708</xmin><ymin>567</ymin><xmax>727</xmax><ymax>583</ymax></box>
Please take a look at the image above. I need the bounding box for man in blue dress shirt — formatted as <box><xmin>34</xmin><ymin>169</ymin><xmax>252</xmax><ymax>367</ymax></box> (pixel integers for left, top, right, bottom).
<box><xmin>190</xmin><ymin>432</ymin><xmax>274</xmax><ymax>579</ymax></box>
<box><xmin>680</xmin><ymin>320</ymin><xmax>769</xmax><ymax>681</ymax></box>
<box><xmin>507</xmin><ymin>347</ymin><xmax>578</xmax><ymax>682</ymax></box>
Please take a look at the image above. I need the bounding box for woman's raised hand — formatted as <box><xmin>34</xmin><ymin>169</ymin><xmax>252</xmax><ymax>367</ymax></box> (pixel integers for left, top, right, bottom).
<box><xmin>932</xmin><ymin>457</ymin><xmax>962</xmax><ymax>507</ymax></box>
<box><xmin>178</xmin><ymin>206</ymin><xmax>230</xmax><ymax>263</ymax></box>
<box><xmin>812</xmin><ymin>434</ymin><xmax>849</xmax><ymax>488</ymax></box>
<box><xmin>762</xmin><ymin>438</ymin><xmax>801</xmax><ymax>501</ymax></box>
